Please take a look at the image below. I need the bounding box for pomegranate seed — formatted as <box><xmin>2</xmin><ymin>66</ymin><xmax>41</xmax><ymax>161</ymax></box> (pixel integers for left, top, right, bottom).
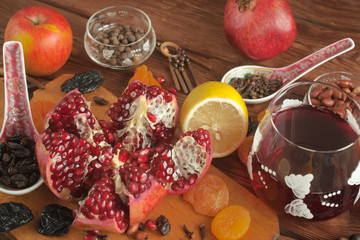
<box><xmin>107</xmin><ymin>133</ymin><xmax>115</xmax><ymax>143</ymax></box>
<box><xmin>188</xmin><ymin>174</ymin><xmax>198</xmax><ymax>185</ymax></box>
<box><xmin>107</xmin><ymin>209</ymin><xmax>115</xmax><ymax>218</ymax></box>
<box><xmin>99</xmin><ymin>212</ymin><xmax>107</xmax><ymax>220</ymax></box>
<box><xmin>168</xmin><ymin>86</ymin><xmax>177</xmax><ymax>95</ymax></box>
<box><xmin>144</xmin><ymin>219</ymin><xmax>157</xmax><ymax>231</ymax></box>
<box><xmin>157</xmin><ymin>77</ymin><xmax>166</xmax><ymax>85</ymax></box>
<box><xmin>138</xmin><ymin>172</ymin><xmax>148</xmax><ymax>183</ymax></box>
<box><xmin>128</xmin><ymin>182</ymin><xmax>139</xmax><ymax>195</ymax></box>
<box><xmin>115</xmin><ymin>210</ymin><xmax>125</xmax><ymax>221</ymax></box>
<box><xmin>138</xmin><ymin>155</ymin><xmax>148</xmax><ymax>163</ymax></box>
<box><xmin>139</xmin><ymin>163</ymin><xmax>150</xmax><ymax>171</ymax></box>
<box><xmin>147</xmin><ymin>112</ymin><xmax>157</xmax><ymax>123</ymax></box>
<box><xmin>105</xmin><ymin>200</ymin><xmax>113</xmax><ymax>210</ymax></box>
<box><xmin>90</xmin><ymin>204</ymin><xmax>100</xmax><ymax>214</ymax></box>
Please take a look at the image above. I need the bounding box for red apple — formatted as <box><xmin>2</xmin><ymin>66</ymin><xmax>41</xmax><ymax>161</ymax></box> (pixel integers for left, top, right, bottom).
<box><xmin>4</xmin><ymin>6</ymin><xmax>73</xmax><ymax>76</ymax></box>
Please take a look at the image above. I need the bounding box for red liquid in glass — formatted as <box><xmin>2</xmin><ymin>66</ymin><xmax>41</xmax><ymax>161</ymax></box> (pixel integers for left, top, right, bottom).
<box><xmin>250</xmin><ymin>105</ymin><xmax>360</xmax><ymax>220</ymax></box>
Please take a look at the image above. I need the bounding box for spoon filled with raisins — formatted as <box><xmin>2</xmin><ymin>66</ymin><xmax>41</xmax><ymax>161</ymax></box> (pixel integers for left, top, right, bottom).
<box><xmin>0</xmin><ymin>41</ymin><xmax>43</xmax><ymax>195</ymax></box>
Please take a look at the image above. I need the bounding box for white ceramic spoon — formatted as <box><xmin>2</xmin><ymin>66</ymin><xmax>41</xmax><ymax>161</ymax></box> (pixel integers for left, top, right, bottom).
<box><xmin>0</xmin><ymin>41</ymin><xmax>43</xmax><ymax>195</ymax></box>
<box><xmin>221</xmin><ymin>38</ymin><xmax>355</xmax><ymax>104</ymax></box>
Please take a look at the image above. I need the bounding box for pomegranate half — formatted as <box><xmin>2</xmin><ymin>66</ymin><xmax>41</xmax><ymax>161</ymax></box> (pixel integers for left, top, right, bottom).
<box><xmin>35</xmin><ymin>81</ymin><xmax>213</xmax><ymax>233</ymax></box>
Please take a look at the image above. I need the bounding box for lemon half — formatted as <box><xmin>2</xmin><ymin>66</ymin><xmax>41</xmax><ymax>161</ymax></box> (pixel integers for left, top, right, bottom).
<box><xmin>180</xmin><ymin>82</ymin><xmax>248</xmax><ymax>158</ymax></box>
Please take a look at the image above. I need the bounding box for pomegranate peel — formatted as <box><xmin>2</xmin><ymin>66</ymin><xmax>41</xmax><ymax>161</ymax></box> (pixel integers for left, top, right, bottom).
<box><xmin>126</xmin><ymin>178</ymin><xmax>167</xmax><ymax>226</ymax></box>
<box><xmin>35</xmin><ymin>81</ymin><xmax>212</xmax><ymax>233</ymax></box>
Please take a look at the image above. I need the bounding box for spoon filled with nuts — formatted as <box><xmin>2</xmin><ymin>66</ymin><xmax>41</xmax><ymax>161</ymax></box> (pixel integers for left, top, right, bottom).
<box><xmin>0</xmin><ymin>41</ymin><xmax>43</xmax><ymax>195</ymax></box>
<box><xmin>221</xmin><ymin>38</ymin><xmax>355</xmax><ymax>104</ymax></box>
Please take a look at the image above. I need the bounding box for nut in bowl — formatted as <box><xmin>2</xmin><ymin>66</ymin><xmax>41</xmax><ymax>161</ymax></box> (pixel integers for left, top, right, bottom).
<box><xmin>84</xmin><ymin>5</ymin><xmax>156</xmax><ymax>70</ymax></box>
<box><xmin>0</xmin><ymin>41</ymin><xmax>43</xmax><ymax>195</ymax></box>
<box><xmin>314</xmin><ymin>71</ymin><xmax>360</xmax><ymax>104</ymax></box>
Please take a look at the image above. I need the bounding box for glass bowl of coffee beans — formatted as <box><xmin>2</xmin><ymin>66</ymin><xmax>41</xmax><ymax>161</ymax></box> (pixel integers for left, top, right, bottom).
<box><xmin>84</xmin><ymin>5</ymin><xmax>156</xmax><ymax>70</ymax></box>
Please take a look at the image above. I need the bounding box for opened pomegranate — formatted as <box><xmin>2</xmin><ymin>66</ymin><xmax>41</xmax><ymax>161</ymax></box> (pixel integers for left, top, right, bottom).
<box><xmin>224</xmin><ymin>0</ymin><xmax>297</xmax><ymax>61</ymax></box>
<box><xmin>35</xmin><ymin>81</ymin><xmax>213</xmax><ymax>233</ymax></box>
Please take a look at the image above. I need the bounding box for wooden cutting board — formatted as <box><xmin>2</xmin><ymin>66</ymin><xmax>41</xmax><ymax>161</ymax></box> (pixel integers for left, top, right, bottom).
<box><xmin>0</xmin><ymin>75</ymin><xmax>279</xmax><ymax>240</ymax></box>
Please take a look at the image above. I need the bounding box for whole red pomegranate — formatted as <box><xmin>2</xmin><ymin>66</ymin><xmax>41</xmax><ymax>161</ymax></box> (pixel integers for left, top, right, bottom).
<box><xmin>224</xmin><ymin>0</ymin><xmax>297</xmax><ymax>61</ymax></box>
<box><xmin>35</xmin><ymin>81</ymin><xmax>212</xmax><ymax>233</ymax></box>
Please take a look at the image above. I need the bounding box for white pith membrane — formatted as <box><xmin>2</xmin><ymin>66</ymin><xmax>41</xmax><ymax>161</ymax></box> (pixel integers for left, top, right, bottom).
<box><xmin>114</xmin><ymin>95</ymin><xmax>176</xmax><ymax>152</ymax></box>
<box><xmin>172</xmin><ymin>136</ymin><xmax>207</xmax><ymax>182</ymax></box>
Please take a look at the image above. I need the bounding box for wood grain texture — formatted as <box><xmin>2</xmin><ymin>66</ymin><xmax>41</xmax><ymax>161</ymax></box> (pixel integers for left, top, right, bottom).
<box><xmin>1</xmin><ymin>0</ymin><xmax>360</xmax><ymax>239</ymax></box>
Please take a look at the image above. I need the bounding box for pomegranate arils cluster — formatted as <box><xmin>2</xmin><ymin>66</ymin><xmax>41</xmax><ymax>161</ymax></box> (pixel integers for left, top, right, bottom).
<box><xmin>35</xmin><ymin>81</ymin><xmax>213</xmax><ymax>234</ymax></box>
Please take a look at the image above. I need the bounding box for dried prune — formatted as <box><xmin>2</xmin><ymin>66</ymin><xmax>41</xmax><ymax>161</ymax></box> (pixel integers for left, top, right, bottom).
<box><xmin>61</xmin><ymin>69</ymin><xmax>104</xmax><ymax>94</ymax></box>
<box><xmin>156</xmin><ymin>215</ymin><xmax>171</xmax><ymax>236</ymax></box>
<box><xmin>0</xmin><ymin>202</ymin><xmax>33</xmax><ymax>232</ymax></box>
<box><xmin>36</xmin><ymin>204</ymin><xmax>74</xmax><ymax>236</ymax></box>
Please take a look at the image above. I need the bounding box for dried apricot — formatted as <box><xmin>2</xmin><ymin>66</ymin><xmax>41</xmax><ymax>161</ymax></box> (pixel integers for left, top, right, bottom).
<box><xmin>183</xmin><ymin>174</ymin><xmax>229</xmax><ymax>217</ymax></box>
<box><xmin>237</xmin><ymin>135</ymin><xmax>254</xmax><ymax>166</ymax></box>
<box><xmin>30</xmin><ymin>100</ymin><xmax>56</xmax><ymax>133</ymax></box>
<box><xmin>128</xmin><ymin>64</ymin><xmax>161</xmax><ymax>87</ymax></box>
<box><xmin>211</xmin><ymin>205</ymin><xmax>251</xmax><ymax>240</ymax></box>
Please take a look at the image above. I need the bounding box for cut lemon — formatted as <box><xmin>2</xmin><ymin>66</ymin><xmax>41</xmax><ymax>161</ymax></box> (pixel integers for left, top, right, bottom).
<box><xmin>180</xmin><ymin>81</ymin><xmax>248</xmax><ymax>158</ymax></box>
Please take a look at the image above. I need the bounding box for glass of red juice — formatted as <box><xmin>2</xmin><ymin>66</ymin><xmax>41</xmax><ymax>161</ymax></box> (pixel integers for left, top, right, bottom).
<box><xmin>248</xmin><ymin>81</ymin><xmax>360</xmax><ymax>221</ymax></box>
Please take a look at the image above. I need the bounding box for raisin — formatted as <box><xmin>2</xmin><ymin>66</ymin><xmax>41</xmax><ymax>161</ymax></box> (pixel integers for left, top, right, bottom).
<box><xmin>156</xmin><ymin>215</ymin><xmax>171</xmax><ymax>236</ymax></box>
<box><xmin>0</xmin><ymin>202</ymin><xmax>33</xmax><ymax>232</ymax></box>
<box><xmin>10</xmin><ymin>174</ymin><xmax>28</xmax><ymax>188</ymax></box>
<box><xmin>61</xmin><ymin>69</ymin><xmax>104</xmax><ymax>94</ymax></box>
<box><xmin>7</xmin><ymin>133</ymin><xmax>26</xmax><ymax>143</ymax></box>
<box><xmin>93</xmin><ymin>96</ymin><xmax>109</xmax><ymax>106</ymax></box>
<box><xmin>0</xmin><ymin>135</ymin><xmax>40</xmax><ymax>189</ymax></box>
<box><xmin>36</xmin><ymin>204</ymin><xmax>74</xmax><ymax>236</ymax></box>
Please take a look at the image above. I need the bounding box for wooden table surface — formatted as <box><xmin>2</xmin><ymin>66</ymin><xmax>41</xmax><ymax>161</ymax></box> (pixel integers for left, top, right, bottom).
<box><xmin>1</xmin><ymin>0</ymin><xmax>360</xmax><ymax>239</ymax></box>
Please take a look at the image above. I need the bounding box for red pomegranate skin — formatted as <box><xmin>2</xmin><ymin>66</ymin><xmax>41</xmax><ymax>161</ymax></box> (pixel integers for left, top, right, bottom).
<box><xmin>224</xmin><ymin>0</ymin><xmax>297</xmax><ymax>61</ymax></box>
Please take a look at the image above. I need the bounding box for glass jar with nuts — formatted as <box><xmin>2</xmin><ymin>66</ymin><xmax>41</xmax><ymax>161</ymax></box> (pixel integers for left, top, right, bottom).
<box><xmin>84</xmin><ymin>6</ymin><xmax>156</xmax><ymax>70</ymax></box>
